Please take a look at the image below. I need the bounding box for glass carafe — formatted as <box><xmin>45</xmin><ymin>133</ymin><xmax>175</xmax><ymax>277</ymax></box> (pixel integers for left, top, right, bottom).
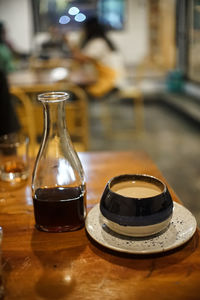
<box><xmin>32</xmin><ymin>92</ymin><xmax>86</xmax><ymax>232</ymax></box>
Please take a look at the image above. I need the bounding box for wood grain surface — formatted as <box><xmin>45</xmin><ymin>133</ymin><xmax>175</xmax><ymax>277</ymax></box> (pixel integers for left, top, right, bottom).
<box><xmin>0</xmin><ymin>151</ymin><xmax>199</xmax><ymax>300</ymax></box>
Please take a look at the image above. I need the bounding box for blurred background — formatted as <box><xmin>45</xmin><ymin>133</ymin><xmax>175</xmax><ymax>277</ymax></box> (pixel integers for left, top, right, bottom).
<box><xmin>0</xmin><ymin>0</ymin><xmax>200</xmax><ymax>224</ymax></box>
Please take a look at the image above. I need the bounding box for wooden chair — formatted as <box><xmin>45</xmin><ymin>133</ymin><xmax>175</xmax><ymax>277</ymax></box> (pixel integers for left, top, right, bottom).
<box><xmin>10</xmin><ymin>87</ymin><xmax>36</xmax><ymax>156</ymax></box>
<box><xmin>97</xmin><ymin>86</ymin><xmax>144</xmax><ymax>139</ymax></box>
<box><xmin>10</xmin><ymin>83</ymin><xmax>89</xmax><ymax>156</ymax></box>
<box><xmin>118</xmin><ymin>86</ymin><xmax>144</xmax><ymax>136</ymax></box>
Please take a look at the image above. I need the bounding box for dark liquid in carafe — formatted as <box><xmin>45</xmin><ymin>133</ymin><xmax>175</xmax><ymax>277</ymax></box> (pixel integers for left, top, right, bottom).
<box><xmin>33</xmin><ymin>186</ymin><xmax>85</xmax><ymax>232</ymax></box>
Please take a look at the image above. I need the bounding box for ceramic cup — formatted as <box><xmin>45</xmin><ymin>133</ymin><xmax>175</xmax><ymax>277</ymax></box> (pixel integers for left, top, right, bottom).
<box><xmin>100</xmin><ymin>174</ymin><xmax>173</xmax><ymax>237</ymax></box>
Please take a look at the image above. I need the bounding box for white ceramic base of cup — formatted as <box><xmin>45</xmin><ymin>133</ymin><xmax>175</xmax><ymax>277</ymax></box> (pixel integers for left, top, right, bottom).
<box><xmin>101</xmin><ymin>214</ymin><xmax>172</xmax><ymax>237</ymax></box>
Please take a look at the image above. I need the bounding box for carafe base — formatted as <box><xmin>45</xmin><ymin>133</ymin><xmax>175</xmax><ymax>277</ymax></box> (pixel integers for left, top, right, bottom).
<box><xmin>35</xmin><ymin>222</ymin><xmax>85</xmax><ymax>233</ymax></box>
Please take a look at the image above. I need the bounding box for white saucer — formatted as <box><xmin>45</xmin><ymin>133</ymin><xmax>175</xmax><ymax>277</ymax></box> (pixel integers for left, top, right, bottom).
<box><xmin>85</xmin><ymin>202</ymin><xmax>197</xmax><ymax>254</ymax></box>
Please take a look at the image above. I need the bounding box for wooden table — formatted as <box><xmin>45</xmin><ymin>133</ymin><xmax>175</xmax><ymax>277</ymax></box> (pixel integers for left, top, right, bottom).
<box><xmin>0</xmin><ymin>151</ymin><xmax>199</xmax><ymax>300</ymax></box>
<box><xmin>8</xmin><ymin>63</ymin><xmax>96</xmax><ymax>92</ymax></box>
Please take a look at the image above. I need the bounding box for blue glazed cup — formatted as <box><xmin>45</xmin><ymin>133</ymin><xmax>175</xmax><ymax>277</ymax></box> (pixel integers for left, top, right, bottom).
<box><xmin>100</xmin><ymin>174</ymin><xmax>173</xmax><ymax>237</ymax></box>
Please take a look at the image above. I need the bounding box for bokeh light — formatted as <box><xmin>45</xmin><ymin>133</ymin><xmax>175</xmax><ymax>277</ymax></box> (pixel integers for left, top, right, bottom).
<box><xmin>74</xmin><ymin>13</ymin><xmax>86</xmax><ymax>22</ymax></box>
<box><xmin>68</xmin><ymin>7</ymin><xmax>80</xmax><ymax>16</ymax></box>
<box><xmin>59</xmin><ymin>15</ymin><xmax>71</xmax><ymax>24</ymax></box>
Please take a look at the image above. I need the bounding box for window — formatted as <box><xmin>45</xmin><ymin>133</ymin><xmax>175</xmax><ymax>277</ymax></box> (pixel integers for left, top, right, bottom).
<box><xmin>32</xmin><ymin>0</ymin><xmax>125</xmax><ymax>33</ymax></box>
<box><xmin>188</xmin><ymin>0</ymin><xmax>200</xmax><ymax>82</ymax></box>
<box><xmin>98</xmin><ymin>0</ymin><xmax>125</xmax><ymax>30</ymax></box>
<box><xmin>176</xmin><ymin>0</ymin><xmax>200</xmax><ymax>82</ymax></box>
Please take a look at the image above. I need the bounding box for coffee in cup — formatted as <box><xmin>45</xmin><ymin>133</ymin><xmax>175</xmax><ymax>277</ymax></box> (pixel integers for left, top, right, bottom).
<box><xmin>100</xmin><ymin>174</ymin><xmax>173</xmax><ymax>237</ymax></box>
<box><xmin>111</xmin><ymin>180</ymin><xmax>162</xmax><ymax>198</ymax></box>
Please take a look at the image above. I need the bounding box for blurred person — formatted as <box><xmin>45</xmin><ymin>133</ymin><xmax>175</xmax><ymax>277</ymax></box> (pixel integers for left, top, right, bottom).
<box><xmin>0</xmin><ymin>70</ymin><xmax>20</xmax><ymax>136</ymax></box>
<box><xmin>0</xmin><ymin>22</ymin><xmax>15</xmax><ymax>73</ymax></box>
<box><xmin>0</xmin><ymin>22</ymin><xmax>22</xmax><ymax>136</ymax></box>
<box><xmin>66</xmin><ymin>16</ymin><xmax>125</xmax><ymax>98</ymax></box>
<box><xmin>0</xmin><ymin>21</ymin><xmax>29</xmax><ymax>73</ymax></box>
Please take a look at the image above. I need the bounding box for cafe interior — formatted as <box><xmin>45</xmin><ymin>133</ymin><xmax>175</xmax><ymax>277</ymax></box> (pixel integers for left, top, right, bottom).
<box><xmin>4</xmin><ymin>0</ymin><xmax>200</xmax><ymax>220</ymax></box>
<box><xmin>0</xmin><ymin>0</ymin><xmax>200</xmax><ymax>298</ymax></box>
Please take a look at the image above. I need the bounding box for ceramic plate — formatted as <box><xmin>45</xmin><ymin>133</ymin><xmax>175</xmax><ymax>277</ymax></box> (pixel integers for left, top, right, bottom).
<box><xmin>85</xmin><ymin>202</ymin><xmax>197</xmax><ymax>254</ymax></box>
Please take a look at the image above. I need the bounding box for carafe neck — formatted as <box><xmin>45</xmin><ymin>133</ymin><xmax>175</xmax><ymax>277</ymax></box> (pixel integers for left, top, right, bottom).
<box><xmin>43</xmin><ymin>100</ymin><xmax>67</xmax><ymax>139</ymax></box>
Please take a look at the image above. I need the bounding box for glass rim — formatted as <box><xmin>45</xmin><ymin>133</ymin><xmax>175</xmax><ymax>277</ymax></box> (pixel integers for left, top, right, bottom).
<box><xmin>0</xmin><ymin>133</ymin><xmax>29</xmax><ymax>148</ymax></box>
<box><xmin>38</xmin><ymin>91</ymin><xmax>69</xmax><ymax>103</ymax></box>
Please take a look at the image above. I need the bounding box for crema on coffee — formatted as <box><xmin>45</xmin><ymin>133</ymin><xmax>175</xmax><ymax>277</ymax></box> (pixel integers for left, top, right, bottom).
<box><xmin>111</xmin><ymin>180</ymin><xmax>162</xmax><ymax>198</ymax></box>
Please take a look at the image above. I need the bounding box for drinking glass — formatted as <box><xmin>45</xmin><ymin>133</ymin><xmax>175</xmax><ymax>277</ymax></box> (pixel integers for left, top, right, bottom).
<box><xmin>0</xmin><ymin>133</ymin><xmax>29</xmax><ymax>185</ymax></box>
